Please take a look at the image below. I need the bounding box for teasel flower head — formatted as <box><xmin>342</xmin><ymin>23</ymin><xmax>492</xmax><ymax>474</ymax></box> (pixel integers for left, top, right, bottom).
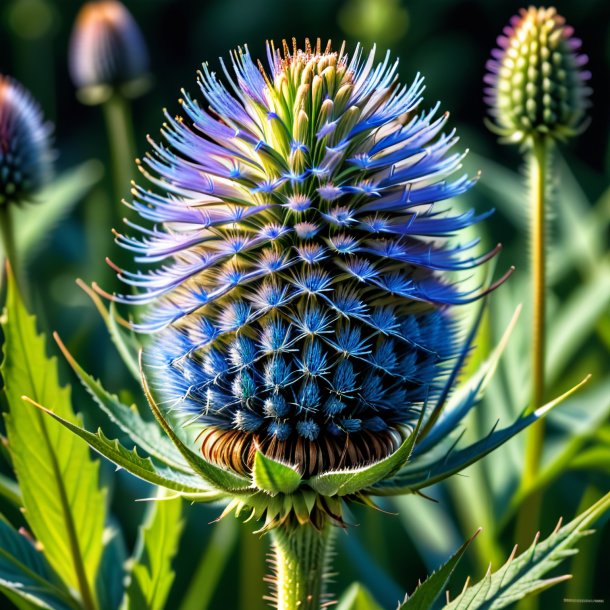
<box><xmin>86</xmin><ymin>39</ymin><xmax>566</xmax><ymax>533</ymax></box>
<box><xmin>0</xmin><ymin>76</ymin><xmax>53</xmax><ymax>207</ymax></box>
<box><xmin>485</xmin><ymin>6</ymin><xmax>591</xmax><ymax>144</ymax></box>
<box><xmin>69</xmin><ymin>0</ymin><xmax>149</xmax><ymax>104</ymax></box>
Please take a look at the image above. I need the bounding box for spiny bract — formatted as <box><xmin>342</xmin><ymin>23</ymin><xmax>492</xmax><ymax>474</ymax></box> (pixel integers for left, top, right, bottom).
<box><xmin>104</xmin><ymin>39</ymin><xmax>500</xmax><ymax>498</ymax></box>
<box><xmin>0</xmin><ymin>75</ymin><xmax>53</xmax><ymax>207</ymax></box>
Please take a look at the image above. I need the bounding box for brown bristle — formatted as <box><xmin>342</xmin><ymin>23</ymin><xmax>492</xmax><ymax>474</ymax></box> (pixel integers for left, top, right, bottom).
<box><xmin>199</xmin><ymin>426</ymin><xmax>403</xmax><ymax>478</ymax></box>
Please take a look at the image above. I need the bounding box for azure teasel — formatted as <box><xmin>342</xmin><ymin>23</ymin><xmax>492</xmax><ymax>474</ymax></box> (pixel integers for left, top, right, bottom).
<box><xmin>0</xmin><ymin>75</ymin><xmax>53</xmax><ymax>294</ymax></box>
<box><xmin>45</xmin><ymin>39</ymin><xmax>585</xmax><ymax>610</ymax></box>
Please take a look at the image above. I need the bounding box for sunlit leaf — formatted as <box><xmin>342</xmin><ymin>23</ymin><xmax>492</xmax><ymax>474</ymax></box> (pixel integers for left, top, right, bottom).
<box><xmin>2</xmin><ymin>274</ymin><xmax>105</xmax><ymax>607</ymax></box>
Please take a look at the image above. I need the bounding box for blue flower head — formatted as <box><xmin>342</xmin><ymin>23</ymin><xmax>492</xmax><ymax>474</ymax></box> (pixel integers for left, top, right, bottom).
<box><xmin>106</xmin><ymin>39</ymin><xmax>503</xmax><ymax>484</ymax></box>
<box><xmin>0</xmin><ymin>76</ymin><xmax>53</xmax><ymax>207</ymax></box>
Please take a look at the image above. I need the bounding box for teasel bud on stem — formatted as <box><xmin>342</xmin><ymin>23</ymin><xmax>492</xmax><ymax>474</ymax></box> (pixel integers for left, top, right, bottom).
<box><xmin>69</xmin><ymin>0</ymin><xmax>149</xmax><ymax>207</ymax></box>
<box><xmin>485</xmin><ymin>6</ymin><xmax>592</xmax><ymax>556</ymax></box>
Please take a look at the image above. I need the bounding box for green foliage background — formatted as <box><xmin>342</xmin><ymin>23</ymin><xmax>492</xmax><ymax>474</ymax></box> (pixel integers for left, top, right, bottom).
<box><xmin>0</xmin><ymin>0</ymin><xmax>608</xmax><ymax>609</ymax></box>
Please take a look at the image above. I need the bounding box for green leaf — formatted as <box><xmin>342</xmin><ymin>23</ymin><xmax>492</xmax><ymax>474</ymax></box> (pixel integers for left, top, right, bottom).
<box><xmin>252</xmin><ymin>451</ymin><xmax>302</xmax><ymax>495</ymax></box>
<box><xmin>140</xmin><ymin>359</ymin><xmax>252</xmax><ymax>492</ymax></box>
<box><xmin>96</xmin><ymin>527</ymin><xmax>127</xmax><ymax>610</ymax></box>
<box><xmin>0</xmin><ymin>519</ymin><xmax>78</xmax><ymax>610</ymax></box>
<box><xmin>2</xmin><ymin>275</ymin><xmax>105</xmax><ymax>609</ymax></box>
<box><xmin>308</xmin><ymin>422</ymin><xmax>419</xmax><ymax>496</ymax></box>
<box><xmin>27</xmin><ymin>404</ymin><xmax>223</xmax><ymax>498</ymax></box>
<box><xmin>55</xmin><ymin>333</ymin><xmax>190</xmax><ymax>473</ymax></box>
<box><xmin>122</xmin><ymin>489</ymin><xmax>184</xmax><ymax>610</ymax></box>
<box><xmin>178</xmin><ymin>517</ymin><xmax>238</xmax><ymax>610</ymax></box>
<box><xmin>336</xmin><ymin>583</ymin><xmax>384</xmax><ymax>610</ymax></box>
<box><xmin>443</xmin><ymin>492</ymin><xmax>610</xmax><ymax>609</ymax></box>
<box><xmin>398</xmin><ymin>530</ymin><xmax>480</xmax><ymax>610</ymax></box>
<box><xmin>374</xmin><ymin>376</ymin><xmax>590</xmax><ymax>495</ymax></box>
<box><xmin>76</xmin><ymin>280</ymin><xmax>140</xmax><ymax>380</ymax></box>
<box><xmin>11</xmin><ymin>161</ymin><xmax>103</xmax><ymax>264</ymax></box>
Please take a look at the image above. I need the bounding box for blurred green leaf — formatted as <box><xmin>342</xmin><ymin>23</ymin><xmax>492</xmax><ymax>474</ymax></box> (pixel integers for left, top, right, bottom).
<box><xmin>0</xmin><ymin>519</ymin><xmax>78</xmax><ymax>610</ymax></box>
<box><xmin>2</xmin><ymin>274</ymin><xmax>105</xmax><ymax>609</ymax></box>
<box><xmin>0</xmin><ymin>473</ymin><xmax>21</xmax><ymax>507</ymax></box>
<box><xmin>96</xmin><ymin>526</ymin><xmax>127</xmax><ymax>610</ymax></box>
<box><xmin>398</xmin><ymin>529</ymin><xmax>479</xmax><ymax>610</ymax></box>
<box><xmin>444</xmin><ymin>492</ymin><xmax>610</xmax><ymax>609</ymax></box>
<box><xmin>11</xmin><ymin>160</ymin><xmax>103</xmax><ymax>264</ymax></box>
<box><xmin>178</xmin><ymin>518</ymin><xmax>238</xmax><ymax>610</ymax></box>
<box><xmin>123</xmin><ymin>489</ymin><xmax>183</xmax><ymax>610</ymax></box>
<box><xmin>336</xmin><ymin>583</ymin><xmax>384</xmax><ymax>610</ymax></box>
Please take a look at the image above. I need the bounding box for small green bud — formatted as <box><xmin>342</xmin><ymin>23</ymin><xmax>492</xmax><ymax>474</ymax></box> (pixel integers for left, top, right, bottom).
<box><xmin>485</xmin><ymin>6</ymin><xmax>591</xmax><ymax>143</ymax></box>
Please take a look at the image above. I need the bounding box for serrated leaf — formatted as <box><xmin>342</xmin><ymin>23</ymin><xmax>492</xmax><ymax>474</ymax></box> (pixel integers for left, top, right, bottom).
<box><xmin>2</xmin><ymin>274</ymin><xmax>105</xmax><ymax>608</ymax></box>
<box><xmin>0</xmin><ymin>519</ymin><xmax>78</xmax><ymax>610</ymax></box>
<box><xmin>26</xmin><ymin>402</ymin><xmax>222</xmax><ymax>498</ymax></box>
<box><xmin>398</xmin><ymin>529</ymin><xmax>480</xmax><ymax>610</ymax></box>
<box><xmin>76</xmin><ymin>280</ymin><xmax>140</xmax><ymax>380</ymax></box>
<box><xmin>443</xmin><ymin>491</ymin><xmax>610</xmax><ymax>609</ymax></box>
<box><xmin>122</xmin><ymin>489</ymin><xmax>183</xmax><ymax>610</ymax></box>
<box><xmin>140</xmin><ymin>359</ymin><xmax>252</xmax><ymax>492</ymax></box>
<box><xmin>55</xmin><ymin>333</ymin><xmax>190</xmax><ymax>473</ymax></box>
<box><xmin>252</xmin><ymin>451</ymin><xmax>302</xmax><ymax>495</ymax></box>
<box><xmin>336</xmin><ymin>583</ymin><xmax>384</xmax><ymax>610</ymax></box>
<box><xmin>308</xmin><ymin>421</ymin><xmax>420</xmax><ymax>497</ymax></box>
<box><xmin>374</xmin><ymin>376</ymin><xmax>589</xmax><ymax>494</ymax></box>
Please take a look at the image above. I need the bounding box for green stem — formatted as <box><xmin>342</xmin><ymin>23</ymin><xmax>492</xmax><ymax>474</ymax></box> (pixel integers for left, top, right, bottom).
<box><xmin>102</xmin><ymin>92</ymin><xmax>136</xmax><ymax>216</ymax></box>
<box><xmin>269</xmin><ymin>524</ymin><xmax>332</xmax><ymax>610</ymax></box>
<box><xmin>514</xmin><ymin>137</ymin><xmax>551</xmax><ymax>610</ymax></box>
<box><xmin>0</xmin><ymin>205</ymin><xmax>27</xmax><ymax>302</ymax></box>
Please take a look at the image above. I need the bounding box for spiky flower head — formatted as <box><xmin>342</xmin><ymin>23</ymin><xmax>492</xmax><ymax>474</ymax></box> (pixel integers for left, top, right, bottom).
<box><xmin>0</xmin><ymin>76</ymin><xmax>53</xmax><ymax>207</ymax></box>
<box><xmin>69</xmin><ymin>0</ymin><xmax>149</xmax><ymax>103</ymax></box>
<box><xmin>485</xmin><ymin>6</ymin><xmax>591</xmax><ymax>144</ymax></box>
<box><xmin>98</xmin><ymin>39</ymin><xmax>522</xmax><ymax>530</ymax></box>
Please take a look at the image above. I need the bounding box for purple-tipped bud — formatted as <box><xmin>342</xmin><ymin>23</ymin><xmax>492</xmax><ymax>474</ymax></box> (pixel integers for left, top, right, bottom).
<box><xmin>69</xmin><ymin>1</ymin><xmax>149</xmax><ymax>102</ymax></box>
<box><xmin>485</xmin><ymin>6</ymin><xmax>591</xmax><ymax>143</ymax></box>
<box><xmin>0</xmin><ymin>76</ymin><xmax>53</xmax><ymax>207</ymax></box>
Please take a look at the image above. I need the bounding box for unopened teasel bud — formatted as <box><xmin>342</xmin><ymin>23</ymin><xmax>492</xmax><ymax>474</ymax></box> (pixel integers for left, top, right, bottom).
<box><xmin>485</xmin><ymin>6</ymin><xmax>591</xmax><ymax>143</ymax></box>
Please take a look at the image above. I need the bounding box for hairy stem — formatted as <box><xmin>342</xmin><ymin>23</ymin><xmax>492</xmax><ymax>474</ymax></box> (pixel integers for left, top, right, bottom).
<box><xmin>268</xmin><ymin>524</ymin><xmax>333</xmax><ymax>610</ymax></box>
<box><xmin>514</xmin><ymin>136</ymin><xmax>551</xmax><ymax>608</ymax></box>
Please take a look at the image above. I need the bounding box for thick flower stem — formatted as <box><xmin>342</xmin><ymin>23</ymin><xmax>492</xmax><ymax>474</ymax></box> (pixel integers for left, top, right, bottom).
<box><xmin>515</xmin><ymin>136</ymin><xmax>551</xmax><ymax>570</ymax></box>
<box><xmin>269</xmin><ymin>524</ymin><xmax>332</xmax><ymax>610</ymax></box>
<box><xmin>102</xmin><ymin>92</ymin><xmax>136</xmax><ymax>215</ymax></box>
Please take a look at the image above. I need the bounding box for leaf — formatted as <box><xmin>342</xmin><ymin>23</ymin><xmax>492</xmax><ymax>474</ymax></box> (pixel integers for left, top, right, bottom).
<box><xmin>95</xmin><ymin>526</ymin><xmax>127</xmax><ymax>610</ymax></box>
<box><xmin>140</xmin><ymin>358</ymin><xmax>252</xmax><ymax>492</ymax></box>
<box><xmin>398</xmin><ymin>529</ymin><xmax>480</xmax><ymax>609</ymax></box>
<box><xmin>308</xmin><ymin>418</ymin><xmax>420</xmax><ymax>496</ymax></box>
<box><xmin>414</xmin><ymin>306</ymin><xmax>521</xmax><ymax>456</ymax></box>
<box><xmin>178</xmin><ymin>517</ymin><xmax>238</xmax><ymax>610</ymax></box>
<box><xmin>0</xmin><ymin>519</ymin><xmax>78</xmax><ymax>610</ymax></box>
<box><xmin>2</xmin><ymin>274</ymin><xmax>105</xmax><ymax>608</ymax></box>
<box><xmin>122</xmin><ymin>489</ymin><xmax>184</xmax><ymax>610</ymax></box>
<box><xmin>25</xmin><ymin>402</ymin><xmax>223</xmax><ymax>498</ymax></box>
<box><xmin>11</xmin><ymin>161</ymin><xmax>103</xmax><ymax>264</ymax></box>
<box><xmin>443</xmin><ymin>491</ymin><xmax>610</xmax><ymax>609</ymax></box>
<box><xmin>252</xmin><ymin>451</ymin><xmax>302</xmax><ymax>495</ymax></box>
<box><xmin>75</xmin><ymin>280</ymin><xmax>140</xmax><ymax>380</ymax></box>
<box><xmin>335</xmin><ymin>583</ymin><xmax>384</xmax><ymax>610</ymax></box>
<box><xmin>54</xmin><ymin>332</ymin><xmax>190</xmax><ymax>473</ymax></box>
<box><xmin>374</xmin><ymin>376</ymin><xmax>590</xmax><ymax>494</ymax></box>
